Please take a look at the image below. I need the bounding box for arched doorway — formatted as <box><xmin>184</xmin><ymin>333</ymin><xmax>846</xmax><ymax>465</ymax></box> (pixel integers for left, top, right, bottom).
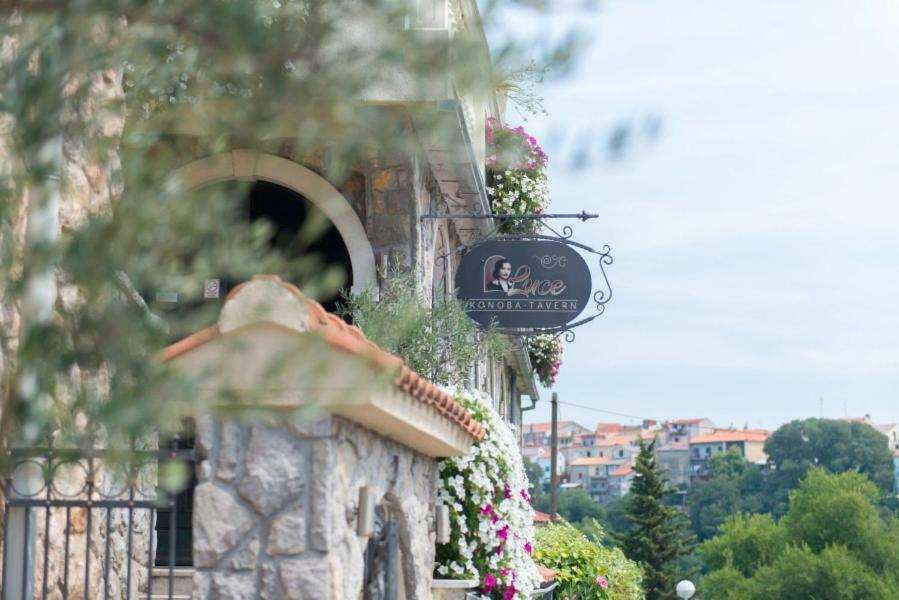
<box><xmin>155</xmin><ymin>154</ymin><xmax>374</xmax><ymax>567</ymax></box>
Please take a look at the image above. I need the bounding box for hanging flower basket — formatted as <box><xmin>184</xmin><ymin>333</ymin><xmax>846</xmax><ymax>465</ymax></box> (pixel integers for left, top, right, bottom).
<box><xmin>486</xmin><ymin>118</ymin><xmax>549</xmax><ymax>235</ymax></box>
<box><xmin>527</xmin><ymin>335</ymin><xmax>563</xmax><ymax>388</ymax></box>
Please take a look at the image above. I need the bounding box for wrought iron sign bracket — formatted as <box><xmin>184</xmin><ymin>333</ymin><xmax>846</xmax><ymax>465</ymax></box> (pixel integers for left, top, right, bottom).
<box><xmin>420</xmin><ymin>211</ymin><xmax>598</xmax><ymax>222</ymax></box>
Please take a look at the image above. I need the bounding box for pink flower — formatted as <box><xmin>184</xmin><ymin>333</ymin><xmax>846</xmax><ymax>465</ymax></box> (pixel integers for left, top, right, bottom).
<box><xmin>503</xmin><ymin>583</ymin><xmax>517</xmax><ymax>600</ymax></box>
<box><xmin>504</xmin><ymin>485</ymin><xmax>512</xmax><ymax>499</ymax></box>
<box><xmin>501</xmin><ymin>568</ymin><xmax>509</xmax><ymax>577</ymax></box>
<box><xmin>481</xmin><ymin>504</ymin><xmax>494</xmax><ymax>515</ymax></box>
<box><xmin>524</xmin><ymin>542</ymin><xmax>532</xmax><ymax>554</ymax></box>
<box><xmin>497</xmin><ymin>525</ymin><xmax>509</xmax><ymax>540</ymax></box>
<box><xmin>595</xmin><ymin>575</ymin><xmax>609</xmax><ymax>589</ymax></box>
<box><xmin>484</xmin><ymin>574</ymin><xmax>497</xmax><ymax>593</ymax></box>
<box><xmin>491</xmin><ymin>513</ymin><xmax>499</xmax><ymax>524</ymax></box>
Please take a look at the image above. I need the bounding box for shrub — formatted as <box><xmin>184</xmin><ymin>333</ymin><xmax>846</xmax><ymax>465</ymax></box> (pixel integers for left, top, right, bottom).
<box><xmin>533</xmin><ymin>520</ymin><xmax>643</xmax><ymax>600</ymax></box>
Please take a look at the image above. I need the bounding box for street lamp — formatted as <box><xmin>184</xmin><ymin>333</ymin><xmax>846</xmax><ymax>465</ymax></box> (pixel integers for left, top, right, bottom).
<box><xmin>676</xmin><ymin>580</ymin><xmax>696</xmax><ymax>599</ymax></box>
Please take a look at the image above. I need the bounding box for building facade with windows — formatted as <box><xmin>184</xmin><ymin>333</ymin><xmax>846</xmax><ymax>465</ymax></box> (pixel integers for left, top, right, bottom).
<box><xmin>689</xmin><ymin>429</ymin><xmax>769</xmax><ymax>479</ymax></box>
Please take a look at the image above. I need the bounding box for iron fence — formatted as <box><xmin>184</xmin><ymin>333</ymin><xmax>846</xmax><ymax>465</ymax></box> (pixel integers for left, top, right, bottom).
<box><xmin>0</xmin><ymin>439</ymin><xmax>193</xmax><ymax>600</ymax></box>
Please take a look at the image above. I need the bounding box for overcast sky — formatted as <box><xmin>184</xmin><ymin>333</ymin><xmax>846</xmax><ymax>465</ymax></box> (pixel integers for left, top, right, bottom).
<box><xmin>498</xmin><ymin>0</ymin><xmax>899</xmax><ymax>430</ymax></box>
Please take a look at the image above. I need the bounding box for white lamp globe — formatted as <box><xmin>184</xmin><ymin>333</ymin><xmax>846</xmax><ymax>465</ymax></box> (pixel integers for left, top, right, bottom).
<box><xmin>676</xmin><ymin>580</ymin><xmax>696</xmax><ymax>599</ymax></box>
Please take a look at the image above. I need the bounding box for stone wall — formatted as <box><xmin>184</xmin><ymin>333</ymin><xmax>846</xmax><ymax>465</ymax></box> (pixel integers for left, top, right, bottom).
<box><xmin>0</xmin><ymin>31</ymin><xmax>140</xmax><ymax>596</ymax></box>
<box><xmin>193</xmin><ymin>414</ymin><xmax>439</xmax><ymax>600</ymax></box>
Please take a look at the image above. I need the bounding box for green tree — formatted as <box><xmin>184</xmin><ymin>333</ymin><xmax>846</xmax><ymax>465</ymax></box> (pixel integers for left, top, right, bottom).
<box><xmin>616</xmin><ymin>439</ymin><xmax>693</xmax><ymax>600</ymax></box>
<box><xmin>523</xmin><ymin>456</ymin><xmax>545</xmax><ymax>496</ymax></box>
<box><xmin>699</xmin><ymin>469</ymin><xmax>899</xmax><ymax>600</ymax></box>
<box><xmin>765</xmin><ymin>418</ymin><xmax>894</xmax><ymax>493</ymax></box>
<box><xmin>533</xmin><ymin>487</ymin><xmax>605</xmax><ymax>525</ymax></box>
<box><xmin>686</xmin><ymin>448</ymin><xmax>767</xmax><ymax>540</ymax></box>
<box><xmin>0</xmin><ymin>0</ymin><xmax>576</xmax><ymax>454</ymax></box>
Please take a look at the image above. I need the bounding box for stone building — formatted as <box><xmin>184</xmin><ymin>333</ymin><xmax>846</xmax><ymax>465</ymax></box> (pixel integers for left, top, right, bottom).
<box><xmin>1</xmin><ymin>0</ymin><xmax>541</xmax><ymax>598</ymax></box>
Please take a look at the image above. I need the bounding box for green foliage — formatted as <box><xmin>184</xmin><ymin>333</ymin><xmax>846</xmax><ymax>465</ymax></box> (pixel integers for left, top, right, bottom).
<box><xmin>523</xmin><ymin>456</ymin><xmax>545</xmax><ymax>496</ymax></box>
<box><xmin>533</xmin><ymin>520</ymin><xmax>643</xmax><ymax>600</ymax></box>
<box><xmin>338</xmin><ymin>272</ymin><xmax>506</xmax><ymax>387</ymax></box>
<box><xmin>493</xmin><ymin>59</ymin><xmax>548</xmax><ymax>119</ymax></box>
<box><xmin>533</xmin><ymin>488</ymin><xmax>605</xmax><ymax>525</ymax></box>
<box><xmin>699</xmin><ymin>469</ymin><xmax>899</xmax><ymax>600</ymax></box>
<box><xmin>686</xmin><ymin>449</ymin><xmax>767</xmax><ymax>541</ymax></box>
<box><xmin>616</xmin><ymin>439</ymin><xmax>693</xmax><ymax>600</ymax></box>
<box><xmin>687</xmin><ymin>419</ymin><xmax>896</xmax><ymax>547</ymax></box>
<box><xmin>765</xmin><ymin>418</ymin><xmax>894</xmax><ymax>493</ymax></box>
<box><xmin>700</xmin><ymin>513</ymin><xmax>787</xmax><ymax>577</ymax></box>
<box><xmin>0</xmin><ymin>0</ymin><xmax>577</xmax><ymax>456</ymax></box>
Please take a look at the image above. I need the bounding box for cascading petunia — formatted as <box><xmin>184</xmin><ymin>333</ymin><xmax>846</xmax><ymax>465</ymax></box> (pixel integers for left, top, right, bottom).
<box><xmin>435</xmin><ymin>389</ymin><xmax>541</xmax><ymax>599</ymax></box>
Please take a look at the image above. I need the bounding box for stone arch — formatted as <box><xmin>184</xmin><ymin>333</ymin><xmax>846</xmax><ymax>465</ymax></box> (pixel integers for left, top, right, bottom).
<box><xmin>172</xmin><ymin>150</ymin><xmax>376</xmax><ymax>293</ymax></box>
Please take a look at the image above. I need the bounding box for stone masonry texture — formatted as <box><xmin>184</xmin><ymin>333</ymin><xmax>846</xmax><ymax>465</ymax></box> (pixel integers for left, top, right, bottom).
<box><xmin>192</xmin><ymin>414</ymin><xmax>439</xmax><ymax>600</ymax></box>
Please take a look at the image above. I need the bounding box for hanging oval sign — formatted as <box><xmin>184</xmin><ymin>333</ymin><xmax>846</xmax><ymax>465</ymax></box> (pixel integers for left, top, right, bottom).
<box><xmin>454</xmin><ymin>239</ymin><xmax>592</xmax><ymax>329</ymax></box>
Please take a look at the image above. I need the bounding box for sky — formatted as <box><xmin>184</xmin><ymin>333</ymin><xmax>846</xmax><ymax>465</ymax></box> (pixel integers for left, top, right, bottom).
<box><xmin>496</xmin><ymin>0</ymin><xmax>899</xmax><ymax>430</ymax></box>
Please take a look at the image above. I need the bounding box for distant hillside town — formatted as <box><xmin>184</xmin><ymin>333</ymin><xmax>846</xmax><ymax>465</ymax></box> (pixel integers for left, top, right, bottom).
<box><xmin>522</xmin><ymin>414</ymin><xmax>899</xmax><ymax>505</ymax></box>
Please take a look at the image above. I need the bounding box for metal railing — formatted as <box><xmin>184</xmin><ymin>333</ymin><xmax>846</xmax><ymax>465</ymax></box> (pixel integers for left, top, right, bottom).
<box><xmin>0</xmin><ymin>440</ymin><xmax>193</xmax><ymax>600</ymax></box>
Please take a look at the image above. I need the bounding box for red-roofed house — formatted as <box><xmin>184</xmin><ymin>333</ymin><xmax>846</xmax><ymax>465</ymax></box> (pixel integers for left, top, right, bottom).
<box><xmin>522</xmin><ymin>445</ymin><xmax>566</xmax><ymax>486</ymax></box>
<box><xmin>660</xmin><ymin>418</ymin><xmax>715</xmax><ymax>445</ymax></box>
<box><xmin>608</xmin><ymin>464</ymin><xmax>635</xmax><ymax>499</ymax></box>
<box><xmin>522</xmin><ymin>421</ymin><xmax>591</xmax><ymax>446</ymax></box>
<box><xmin>689</xmin><ymin>429</ymin><xmax>769</xmax><ymax>478</ymax></box>
<box><xmin>596</xmin><ymin>432</ymin><xmax>641</xmax><ymax>464</ymax></box>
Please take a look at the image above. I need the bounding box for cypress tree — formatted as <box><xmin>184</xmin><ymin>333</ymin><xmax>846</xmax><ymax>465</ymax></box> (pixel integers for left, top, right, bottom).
<box><xmin>616</xmin><ymin>438</ymin><xmax>692</xmax><ymax>600</ymax></box>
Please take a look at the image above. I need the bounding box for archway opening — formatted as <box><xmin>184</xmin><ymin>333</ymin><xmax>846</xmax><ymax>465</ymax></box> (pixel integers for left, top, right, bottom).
<box><xmin>244</xmin><ymin>179</ymin><xmax>353</xmax><ymax>312</ymax></box>
<box><xmin>154</xmin><ymin>179</ymin><xmax>354</xmax><ymax>567</ymax></box>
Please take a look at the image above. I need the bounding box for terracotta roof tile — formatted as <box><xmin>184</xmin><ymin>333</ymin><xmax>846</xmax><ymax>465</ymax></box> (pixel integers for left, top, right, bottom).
<box><xmin>536</xmin><ymin>565</ymin><xmax>556</xmax><ymax>583</ymax></box>
<box><xmin>523</xmin><ymin>421</ymin><xmax>575</xmax><ymax>434</ymax></box>
<box><xmin>533</xmin><ymin>511</ymin><xmax>552</xmax><ymax>524</ymax></box>
<box><xmin>689</xmin><ymin>429</ymin><xmax>768</xmax><ymax>445</ymax></box>
<box><xmin>610</xmin><ymin>465</ymin><xmax>633</xmax><ymax>477</ymax></box>
<box><xmin>598</xmin><ymin>433</ymin><xmax>639</xmax><ymax>447</ymax></box>
<box><xmin>162</xmin><ymin>275</ymin><xmax>484</xmax><ymax>441</ymax></box>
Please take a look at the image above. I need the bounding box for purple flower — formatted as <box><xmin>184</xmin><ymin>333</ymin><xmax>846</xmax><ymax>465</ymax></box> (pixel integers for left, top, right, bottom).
<box><xmin>484</xmin><ymin>574</ymin><xmax>497</xmax><ymax>593</ymax></box>
<box><xmin>503</xmin><ymin>583</ymin><xmax>517</xmax><ymax>600</ymax></box>
<box><xmin>497</xmin><ymin>525</ymin><xmax>509</xmax><ymax>540</ymax></box>
<box><xmin>524</xmin><ymin>542</ymin><xmax>532</xmax><ymax>554</ymax></box>
<box><xmin>481</xmin><ymin>504</ymin><xmax>494</xmax><ymax>516</ymax></box>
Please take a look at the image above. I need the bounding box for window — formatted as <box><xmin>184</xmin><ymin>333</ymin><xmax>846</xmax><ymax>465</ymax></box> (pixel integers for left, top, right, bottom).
<box><xmin>586</xmin><ymin>451</ymin><xmax>591</xmax><ymax>457</ymax></box>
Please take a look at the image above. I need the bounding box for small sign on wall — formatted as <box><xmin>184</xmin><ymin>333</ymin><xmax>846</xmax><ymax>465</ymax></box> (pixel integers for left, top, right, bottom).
<box><xmin>204</xmin><ymin>278</ymin><xmax>221</xmax><ymax>299</ymax></box>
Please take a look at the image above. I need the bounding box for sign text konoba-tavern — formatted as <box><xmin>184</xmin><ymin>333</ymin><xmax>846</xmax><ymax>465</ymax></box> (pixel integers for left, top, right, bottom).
<box><xmin>454</xmin><ymin>239</ymin><xmax>592</xmax><ymax>330</ymax></box>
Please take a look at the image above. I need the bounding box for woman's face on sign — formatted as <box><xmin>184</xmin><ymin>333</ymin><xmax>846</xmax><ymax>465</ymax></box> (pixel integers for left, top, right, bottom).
<box><xmin>499</xmin><ymin>261</ymin><xmax>512</xmax><ymax>280</ymax></box>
